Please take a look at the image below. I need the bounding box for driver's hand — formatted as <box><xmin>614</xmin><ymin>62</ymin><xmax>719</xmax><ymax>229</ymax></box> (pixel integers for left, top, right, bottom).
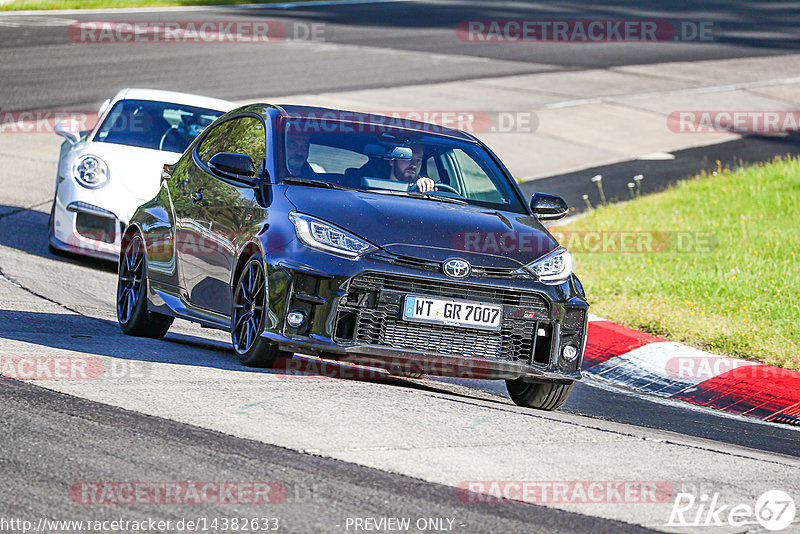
<box><xmin>415</xmin><ymin>177</ymin><xmax>436</xmax><ymax>193</ymax></box>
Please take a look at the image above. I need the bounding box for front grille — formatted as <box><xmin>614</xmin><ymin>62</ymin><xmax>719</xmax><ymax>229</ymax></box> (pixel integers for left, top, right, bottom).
<box><xmin>351</xmin><ymin>272</ymin><xmax>549</xmax><ymax>309</ymax></box>
<box><xmin>472</xmin><ymin>265</ymin><xmax>529</xmax><ymax>279</ymax></box>
<box><xmin>371</xmin><ymin>253</ymin><xmax>529</xmax><ymax>279</ymax></box>
<box><xmin>352</xmin><ymin>301</ymin><xmax>538</xmax><ymax>361</ymax></box>
<box><xmin>341</xmin><ymin>273</ymin><xmax>551</xmax><ymax>362</ymax></box>
<box><xmin>75</xmin><ymin>212</ymin><xmax>117</xmax><ymax>243</ymax></box>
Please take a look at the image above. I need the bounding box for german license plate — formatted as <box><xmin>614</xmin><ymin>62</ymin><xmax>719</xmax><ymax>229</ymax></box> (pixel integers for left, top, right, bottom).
<box><xmin>402</xmin><ymin>295</ymin><xmax>502</xmax><ymax>331</ymax></box>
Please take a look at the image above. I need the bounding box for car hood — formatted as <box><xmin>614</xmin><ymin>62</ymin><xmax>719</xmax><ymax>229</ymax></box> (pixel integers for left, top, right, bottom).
<box><xmin>66</xmin><ymin>141</ymin><xmax>182</xmax><ymax>203</ymax></box>
<box><xmin>284</xmin><ymin>186</ymin><xmax>558</xmax><ymax>268</ymax></box>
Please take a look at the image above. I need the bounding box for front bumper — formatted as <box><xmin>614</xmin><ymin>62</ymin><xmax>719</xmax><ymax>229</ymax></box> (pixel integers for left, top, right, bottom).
<box><xmin>51</xmin><ymin>159</ymin><xmax>151</xmax><ymax>262</ymax></box>
<box><xmin>51</xmin><ymin>198</ymin><xmax>122</xmax><ymax>261</ymax></box>
<box><xmin>49</xmin><ymin>233</ymin><xmax>119</xmax><ymax>263</ymax></box>
<box><xmin>266</xmin><ymin>330</ymin><xmax>581</xmax><ymax>381</ymax></box>
<box><xmin>262</xmin><ymin>247</ymin><xmax>588</xmax><ymax>382</ymax></box>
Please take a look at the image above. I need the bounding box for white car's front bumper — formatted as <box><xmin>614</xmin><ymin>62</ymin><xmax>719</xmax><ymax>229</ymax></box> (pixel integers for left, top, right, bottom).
<box><xmin>50</xmin><ymin>192</ymin><xmax>122</xmax><ymax>262</ymax></box>
<box><xmin>50</xmin><ymin>142</ymin><xmax>174</xmax><ymax>262</ymax></box>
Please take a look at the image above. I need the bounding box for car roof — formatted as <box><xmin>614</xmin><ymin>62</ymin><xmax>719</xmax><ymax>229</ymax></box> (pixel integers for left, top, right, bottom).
<box><xmin>273</xmin><ymin>104</ymin><xmax>478</xmax><ymax>142</ymax></box>
<box><xmin>110</xmin><ymin>88</ymin><xmax>236</xmax><ymax>112</ymax></box>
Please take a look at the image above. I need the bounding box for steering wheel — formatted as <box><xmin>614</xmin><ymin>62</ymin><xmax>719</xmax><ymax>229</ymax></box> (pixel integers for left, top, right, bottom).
<box><xmin>159</xmin><ymin>126</ymin><xmax>177</xmax><ymax>151</ymax></box>
<box><xmin>409</xmin><ymin>181</ymin><xmax>460</xmax><ymax>195</ymax></box>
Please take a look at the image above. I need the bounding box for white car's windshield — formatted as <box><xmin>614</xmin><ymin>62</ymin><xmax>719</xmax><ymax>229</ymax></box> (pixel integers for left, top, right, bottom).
<box><xmin>280</xmin><ymin>117</ymin><xmax>525</xmax><ymax>213</ymax></box>
<box><xmin>94</xmin><ymin>99</ymin><xmax>225</xmax><ymax>153</ymax></box>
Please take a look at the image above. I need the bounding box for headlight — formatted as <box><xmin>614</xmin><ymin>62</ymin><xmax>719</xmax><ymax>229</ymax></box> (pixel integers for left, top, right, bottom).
<box><xmin>72</xmin><ymin>155</ymin><xmax>109</xmax><ymax>189</ymax></box>
<box><xmin>289</xmin><ymin>212</ymin><xmax>376</xmax><ymax>258</ymax></box>
<box><xmin>527</xmin><ymin>247</ymin><xmax>572</xmax><ymax>285</ymax></box>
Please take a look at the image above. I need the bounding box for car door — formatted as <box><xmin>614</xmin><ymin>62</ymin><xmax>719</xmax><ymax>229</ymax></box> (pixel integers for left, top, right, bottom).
<box><xmin>172</xmin><ymin>140</ymin><xmax>213</xmax><ymax>299</ymax></box>
<box><xmin>179</xmin><ymin>115</ymin><xmax>267</xmax><ymax>315</ymax></box>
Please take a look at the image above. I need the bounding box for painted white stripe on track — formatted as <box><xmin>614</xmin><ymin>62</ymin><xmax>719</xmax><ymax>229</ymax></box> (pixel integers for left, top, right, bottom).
<box><xmin>0</xmin><ymin>0</ymin><xmax>410</xmax><ymax>17</ymax></box>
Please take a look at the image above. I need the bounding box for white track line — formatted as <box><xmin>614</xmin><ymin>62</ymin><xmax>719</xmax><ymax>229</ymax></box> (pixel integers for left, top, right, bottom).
<box><xmin>0</xmin><ymin>0</ymin><xmax>411</xmax><ymax>17</ymax></box>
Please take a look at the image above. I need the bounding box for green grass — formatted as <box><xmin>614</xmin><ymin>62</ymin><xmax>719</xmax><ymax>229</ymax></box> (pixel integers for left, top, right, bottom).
<box><xmin>0</xmin><ymin>0</ymin><xmax>326</xmax><ymax>10</ymax></box>
<box><xmin>558</xmin><ymin>156</ymin><xmax>800</xmax><ymax>370</ymax></box>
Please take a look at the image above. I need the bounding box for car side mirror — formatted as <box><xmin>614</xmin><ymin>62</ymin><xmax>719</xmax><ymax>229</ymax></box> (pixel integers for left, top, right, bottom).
<box><xmin>54</xmin><ymin>121</ymin><xmax>80</xmax><ymax>146</ymax></box>
<box><xmin>208</xmin><ymin>152</ymin><xmax>257</xmax><ymax>184</ymax></box>
<box><xmin>530</xmin><ymin>193</ymin><xmax>569</xmax><ymax>220</ymax></box>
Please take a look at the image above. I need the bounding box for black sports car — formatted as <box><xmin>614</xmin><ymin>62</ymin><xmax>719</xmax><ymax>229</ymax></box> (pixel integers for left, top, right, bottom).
<box><xmin>117</xmin><ymin>104</ymin><xmax>588</xmax><ymax>410</ymax></box>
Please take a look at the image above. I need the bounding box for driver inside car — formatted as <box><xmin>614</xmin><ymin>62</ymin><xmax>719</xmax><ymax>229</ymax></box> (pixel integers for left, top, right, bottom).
<box><xmin>389</xmin><ymin>143</ymin><xmax>437</xmax><ymax>192</ymax></box>
<box><xmin>286</xmin><ymin>131</ymin><xmax>315</xmax><ymax>178</ymax></box>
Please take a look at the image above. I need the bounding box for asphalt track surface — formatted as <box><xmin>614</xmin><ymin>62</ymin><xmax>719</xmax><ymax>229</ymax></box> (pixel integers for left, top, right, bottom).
<box><xmin>2</xmin><ymin>0</ymin><xmax>800</xmax><ymax>111</ymax></box>
<box><xmin>1</xmin><ymin>1</ymin><xmax>800</xmax><ymax>532</ymax></box>
<box><xmin>1</xmin><ymin>378</ymin><xmax>653</xmax><ymax>534</ymax></box>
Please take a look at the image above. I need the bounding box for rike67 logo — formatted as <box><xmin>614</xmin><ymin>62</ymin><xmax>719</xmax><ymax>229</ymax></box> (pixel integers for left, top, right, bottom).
<box><xmin>668</xmin><ymin>490</ymin><xmax>796</xmax><ymax>531</ymax></box>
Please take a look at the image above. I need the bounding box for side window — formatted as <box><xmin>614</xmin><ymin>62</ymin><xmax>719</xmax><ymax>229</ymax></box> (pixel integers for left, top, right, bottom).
<box><xmin>451</xmin><ymin>149</ymin><xmax>506</xmax><ymax>203</ymax></box>
<box><xmin>424</xmin><ymin>156</ymin><xmax>440</xmax><ymax>181</ymax></box>
<box><xmin>197</xmin><ymin>116</ymin><xmax>266</xmax><ymax>170</ymax></box>
<box><xmin>308</xmin><ymin>144</ymin><xmax>368</xmax><ymax>174</ymax></box>
<box><xmin>197</xmin><ymin>120</ymin><xmax>234</xmax><ymax>165</ymax></box>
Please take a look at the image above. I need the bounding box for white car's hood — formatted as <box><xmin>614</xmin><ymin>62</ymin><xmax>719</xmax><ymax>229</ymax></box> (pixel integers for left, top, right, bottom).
<box><xmin>70</xmin><ymin>141</ymin><xmax>182</xmax><ymax>203</ymax></box>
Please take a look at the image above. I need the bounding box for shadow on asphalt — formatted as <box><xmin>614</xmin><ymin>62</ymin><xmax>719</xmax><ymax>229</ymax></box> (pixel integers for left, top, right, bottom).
<box><xmin>2</xmin><ymin>309</ymin><xmax>799</xmax><ymax>456</ymax></box>
<box><xmin>0</xmin><ymin>206</ymin><xmax>116</xmax><ymax>273</ymax></box>
<box><xmin>0</xmin><ymin>308</ymin><xmax>518</xmax><ymax>408</ymax></box>
<box><xmin>0</xmin><ymin>207</ymin><xmax>511</xmax><ymax>407</ymax></box>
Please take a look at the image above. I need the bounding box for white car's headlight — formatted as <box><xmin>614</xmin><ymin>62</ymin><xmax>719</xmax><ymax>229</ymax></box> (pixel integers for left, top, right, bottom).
<box><xmin>290</xmin><ymin>212</ymin><xmax>376</xmax><ymax>258</ymax></box>
<box><xmin>72</xmin><ymin>155</ymin><xmax>109</xmax><ymax>189</ymax></box>
<box><xmin>528</xmin><ymin>247</ymin><xmax>572</xmax><ymax>285</ymax></box>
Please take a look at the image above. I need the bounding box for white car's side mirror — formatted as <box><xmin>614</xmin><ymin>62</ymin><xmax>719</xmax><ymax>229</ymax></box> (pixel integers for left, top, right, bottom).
<box><xmin>54</xmin><ymin>120</ymin><xmax>80</xmax><ymax>146</ymax></box>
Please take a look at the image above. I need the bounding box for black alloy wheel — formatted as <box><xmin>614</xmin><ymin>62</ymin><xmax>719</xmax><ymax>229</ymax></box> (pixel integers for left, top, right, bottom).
<box><xmin>117</xmin><ymin>232</ymin><xmax>172</xmax><ymax>338</ymax></box>
<box><xmin>232</xmin><ymin>257</ymin><xmax>291</xmax><ymax>367</ymax></box>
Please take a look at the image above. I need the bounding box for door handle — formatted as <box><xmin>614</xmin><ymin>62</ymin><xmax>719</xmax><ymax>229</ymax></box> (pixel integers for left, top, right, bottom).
<box><xmin>192</xmin><ymin>190</ymin><xmax>203</xmax><ymax>204</ymax></box>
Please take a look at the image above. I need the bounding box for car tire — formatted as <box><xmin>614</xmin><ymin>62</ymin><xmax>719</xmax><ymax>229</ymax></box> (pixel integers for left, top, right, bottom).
<box><xmin>505</xmin><ymin>379</ymin><xmax>573</xmax><ymax>411</ymax></box>
<box><xmin>117</xmin><ymin>231</ymin><xmax>173</xmax><ymax>338</ymax></box>
<box><xmin>232</xmin><ymin>256</ymin><xmax>292</xmax><ymax>368</ymax></box>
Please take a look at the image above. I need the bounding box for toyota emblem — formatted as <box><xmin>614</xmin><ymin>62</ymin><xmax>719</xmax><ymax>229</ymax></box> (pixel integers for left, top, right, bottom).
<box><xmin>443</xmin><ymin>258</ymin><xmax>471</xmax><ymax>279</ymax></box>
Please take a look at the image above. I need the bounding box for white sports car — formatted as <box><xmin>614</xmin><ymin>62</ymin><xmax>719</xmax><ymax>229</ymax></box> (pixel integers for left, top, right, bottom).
<box><xmin>49</xmin><ymin>88</ymin><xmax>235</xmax><ymax>261</ymax></box>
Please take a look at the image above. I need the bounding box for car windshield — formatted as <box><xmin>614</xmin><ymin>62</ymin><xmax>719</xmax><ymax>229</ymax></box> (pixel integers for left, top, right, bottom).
<box><xmin>279</xmin><ymin>117</ymin><xmax>525</xmax><ymax>213</ymax></box>
<box><xmin>93</xmin><ymin>99</ymin><xmax>225</xmax><ymax>153</ymax></box>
